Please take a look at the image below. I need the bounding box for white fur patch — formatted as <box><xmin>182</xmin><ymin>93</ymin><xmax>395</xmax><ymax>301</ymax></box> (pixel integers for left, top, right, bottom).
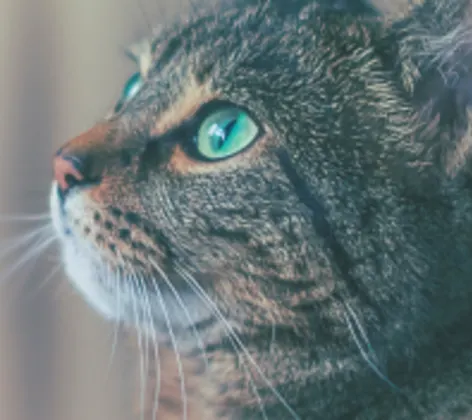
<box><xmin>49</xmin><ymin>183</ymin><xmax>117</xmax><ymax>320</ymax></box>
<box><xmin>61</xmin><ymin>242</ymin><xmax>116</xmax><ymax>319</ymax></box>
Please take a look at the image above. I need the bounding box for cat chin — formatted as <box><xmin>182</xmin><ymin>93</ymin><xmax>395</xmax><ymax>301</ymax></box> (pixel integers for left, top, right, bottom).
<box><xmin>62</xmin><ymin>242</ymin><xmax>119</xmax><ymax>320</ymax></box>
<box><xmin>60</xmin><ymin>239</ymin><xmax>216</xmax><ymax>347</ymax></box>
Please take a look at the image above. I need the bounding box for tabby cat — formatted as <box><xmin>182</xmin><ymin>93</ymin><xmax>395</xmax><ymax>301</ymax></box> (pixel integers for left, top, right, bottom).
<box><xmin>49</xmin><ymin>0</ymin><xmax>472</xmax><ymax>418</ymax></box>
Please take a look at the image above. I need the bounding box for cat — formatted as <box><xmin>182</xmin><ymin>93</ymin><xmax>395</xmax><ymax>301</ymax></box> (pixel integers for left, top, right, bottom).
<box><xmin>49</xmin><ymin>0</ymin><xmax>472</xmax><ymax>418</ymax></box>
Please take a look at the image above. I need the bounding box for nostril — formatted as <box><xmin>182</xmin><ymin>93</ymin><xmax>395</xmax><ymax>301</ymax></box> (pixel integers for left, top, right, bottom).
<box><xmin>53</xmin><ymin>154</ymin><xmax>85</xmax><ymax>197</ymax></box>
<box><xmin>64</xmin><ymin>173</ymin><xmax>81</xmax><ymax>188</ymax></box>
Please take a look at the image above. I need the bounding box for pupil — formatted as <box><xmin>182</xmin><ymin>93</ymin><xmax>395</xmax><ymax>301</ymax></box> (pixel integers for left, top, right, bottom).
<box><xmin>224</xmin><ymin>119</ymin><xmax>237</xmax><ymax>137</ymax></box>
<box><xmin>215</xmin><ymin>119</ymin><xmax>237</xmax><ymax>150</ymax></box>
<box><xmin>217</xmin><ymin>136</ymin><xmax>225</xmax><ymax>149</ymax></box>
<box><xmin>208</xmin><ymin>117</ymin><xmax>238</xmax><ymax>151</ymax></box>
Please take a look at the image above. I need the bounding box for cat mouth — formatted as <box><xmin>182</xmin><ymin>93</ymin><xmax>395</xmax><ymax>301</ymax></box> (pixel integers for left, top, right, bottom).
<box><xmin>49</xmin><ymin>184</ymin><xmax>72</xmax><ymax>238</ymax></box>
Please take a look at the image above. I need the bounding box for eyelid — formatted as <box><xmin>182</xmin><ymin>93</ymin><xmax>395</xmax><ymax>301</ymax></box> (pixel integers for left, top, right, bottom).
<box><xmin>186</xmin><ymin>99</ymin><xmax>260</xmax><ymax>127</ymax></box>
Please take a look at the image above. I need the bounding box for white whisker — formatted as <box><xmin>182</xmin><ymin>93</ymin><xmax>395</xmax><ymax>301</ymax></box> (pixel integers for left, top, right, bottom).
<box><xmin>137</xmin><ymin>269</ymin><xmax>161</xmax><ymax>420</ymax></box>
<box><xmin>22</xmin><ymin>263</ymin><xmax>62</xmax><ymax>304</ymax></box>
<box><xmin>342</xmin><ymin>306</ymin><xmax>401</xmax><ymax>393</ymax></box>
<box><xmin>129</xmin><ymin>273</ymin><xmax>147</xmax><ymax>420</ymax></box>
<box><xmin>175</xmin><ymin>265</ymin><xmax>298</xmax><ymax>420</ymax></box>
<box><xmin>148</xmin><ymin>258</ymin><xmax>209</xmax><ymax>371</ymax></box>
<box><xmin>174</xmin><ymin>265</ymin><xmax>268</xmax><ymax>420</ymax></box>
<box><xmin>148</xmin><ymin>274</ymin><xmax>188</xmax><ymax>420</ymax></box>
<box><xmin>104</xmin><ymin>263</ymin><xmax>122</xmax><ymax>382</ymax></box>
<box><xmin>134</xmin><ymin>273</ymin><xmax>151</xmax><ymax>420</ymax></box>
<box><xmin>0</xmin><ymin>223</ymin><xmax>54</xmax><ymax>261</ymax></box>
<box><xmin>0</xmin><ymin>233</ymin><xmax>58</xmax><ymax>286</ymax></box>
<box><xmin>0</xmin><ymin>212</ymin><xmax>51</xmax><ymax>222</ymax></box>
<box><xmin>344</xmin><ymin>302</ymin><xmax>377</xmax><ymax>361</ymax></box>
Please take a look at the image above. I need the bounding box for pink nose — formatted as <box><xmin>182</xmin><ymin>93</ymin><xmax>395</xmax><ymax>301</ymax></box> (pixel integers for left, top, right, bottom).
<box><xmin>52</xmin><ymin>154</ymin><xmax>84</xmax><ymax>195</ymax></box>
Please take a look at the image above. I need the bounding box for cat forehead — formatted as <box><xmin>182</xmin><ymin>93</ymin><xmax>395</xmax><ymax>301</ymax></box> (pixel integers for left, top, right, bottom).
<box><xmin>128</xmin><ymin>5</ymin><xmax>284</xmax><ymax>79</ymax></box>
<box><xmin>121</xmin><ymin>8</ymin><xmax>285</xmax><ymax>123</ymax></box>
<box><xmin>125</xmin><ymin>0</ymin><xmax>425</xmax><ymax>81</ymax></box>
<box><xmin>121</xmin><ymin>3</ymin><xmax>379</xmax><ymax>132</ymax></box>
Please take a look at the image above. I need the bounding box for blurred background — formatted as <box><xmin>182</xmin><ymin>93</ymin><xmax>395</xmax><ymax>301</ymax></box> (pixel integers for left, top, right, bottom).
<box><xmin>0</xmin><ymin>1</ymin><xmax>196</xmax><ymax>419</ymax></box>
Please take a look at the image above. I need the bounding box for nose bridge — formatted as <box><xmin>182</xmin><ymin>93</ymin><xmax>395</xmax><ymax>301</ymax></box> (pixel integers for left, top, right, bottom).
<box><xmin>54</xmin><ymin>122</ymin><xmax>128</xmax><ymax>184</ymax></box>
<box><xmin>56</xmin><ymin>122</ymin><xmax>113</xmax><ymax>160</ymax></box>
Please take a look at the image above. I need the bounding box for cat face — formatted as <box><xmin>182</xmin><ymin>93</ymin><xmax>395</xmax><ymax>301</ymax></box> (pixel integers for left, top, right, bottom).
<box><xmin>51</xmin><ymin>5</ymin><xmax>337</xmax><ymax>341</ymax></box>
<box><xmin>50</xmin><ymin>0</ymin><xmax>472</xmax><ymax>368</ymax></box>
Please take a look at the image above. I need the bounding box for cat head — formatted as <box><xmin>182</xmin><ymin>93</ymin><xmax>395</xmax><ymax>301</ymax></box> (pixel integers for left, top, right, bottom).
<box><xmin>50</xmin><ymin>0</ymin><xmax>472</xmax><ymax>358</ymax></box>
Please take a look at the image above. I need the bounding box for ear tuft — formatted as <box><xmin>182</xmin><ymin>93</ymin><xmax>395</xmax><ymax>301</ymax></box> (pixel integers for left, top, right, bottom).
<box><xmin>125</xmin><ymin>38</ymin><xmax>153</xmax><ymax>78</ymax></box>
<box><xmin>229</xmin><ymin>0</ymin><xmax>378</xmax><ymax>17</ymax></box>
<box><xmin>388</xmin><ymin>0</ymin><xmax>472</xmax><ymax>176</ymax></box>
<box><xmin>369</xmin><ymin>0</ymin><xmax>425</xmax><ymax>22</ymax></box>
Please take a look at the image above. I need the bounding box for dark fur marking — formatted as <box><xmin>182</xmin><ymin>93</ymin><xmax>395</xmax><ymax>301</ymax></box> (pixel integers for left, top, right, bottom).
<box><xmin>276</xmin><ymin>148</ymin><xmax>384</xmax><ymax>318</ymax></box>
<box><xmin>118</xmin><ymin>228</ymin><xmax>131</xmax><ymax>240</ymax></box>
<box><xmin>124</xmin><ymin>211</ymin><xmax>141</xmax><ymax>225</ymax></box>
<box><xmin>110</xmin><ymin>207</ymin><xmax>122</xmax><ymax>218</ymax></box>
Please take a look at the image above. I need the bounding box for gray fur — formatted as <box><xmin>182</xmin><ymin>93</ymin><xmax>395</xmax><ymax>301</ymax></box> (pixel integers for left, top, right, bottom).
<box><xmin>51</xmin><ymin>0</ymin><xmax>472</xmax><ymax>418</ymax></box>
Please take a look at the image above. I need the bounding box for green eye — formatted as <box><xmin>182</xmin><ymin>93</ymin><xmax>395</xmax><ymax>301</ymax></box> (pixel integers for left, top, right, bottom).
<box><xmin>196</xmin><ymin>108</ymin><xmax>260</xmax><ymax>160</ymax></box>
<box><xmin>122</xmin><ymin>72</ymin><xmax>143</xmax><ymax>99</ymax></box>
<box><xmin>114</xmin><ymin>72</ymin><xmax>143</xmax><ymax>113</ymax></box>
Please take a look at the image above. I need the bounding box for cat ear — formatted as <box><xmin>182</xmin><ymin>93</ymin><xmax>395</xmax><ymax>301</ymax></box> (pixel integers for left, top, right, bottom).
<box><xmin>382</xmin><ymin>0</ymin><xmax>472</xmax><ymax>176</ymax></box>
<box><xmin>124</xmin><ymin>38</ymin><xmax>153</xmax><ymax>78</ymax></box>
<box><xmin>229</xmin><ymin>0</ymin><xmax>377</xmax><ymax>16</ymax></box>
